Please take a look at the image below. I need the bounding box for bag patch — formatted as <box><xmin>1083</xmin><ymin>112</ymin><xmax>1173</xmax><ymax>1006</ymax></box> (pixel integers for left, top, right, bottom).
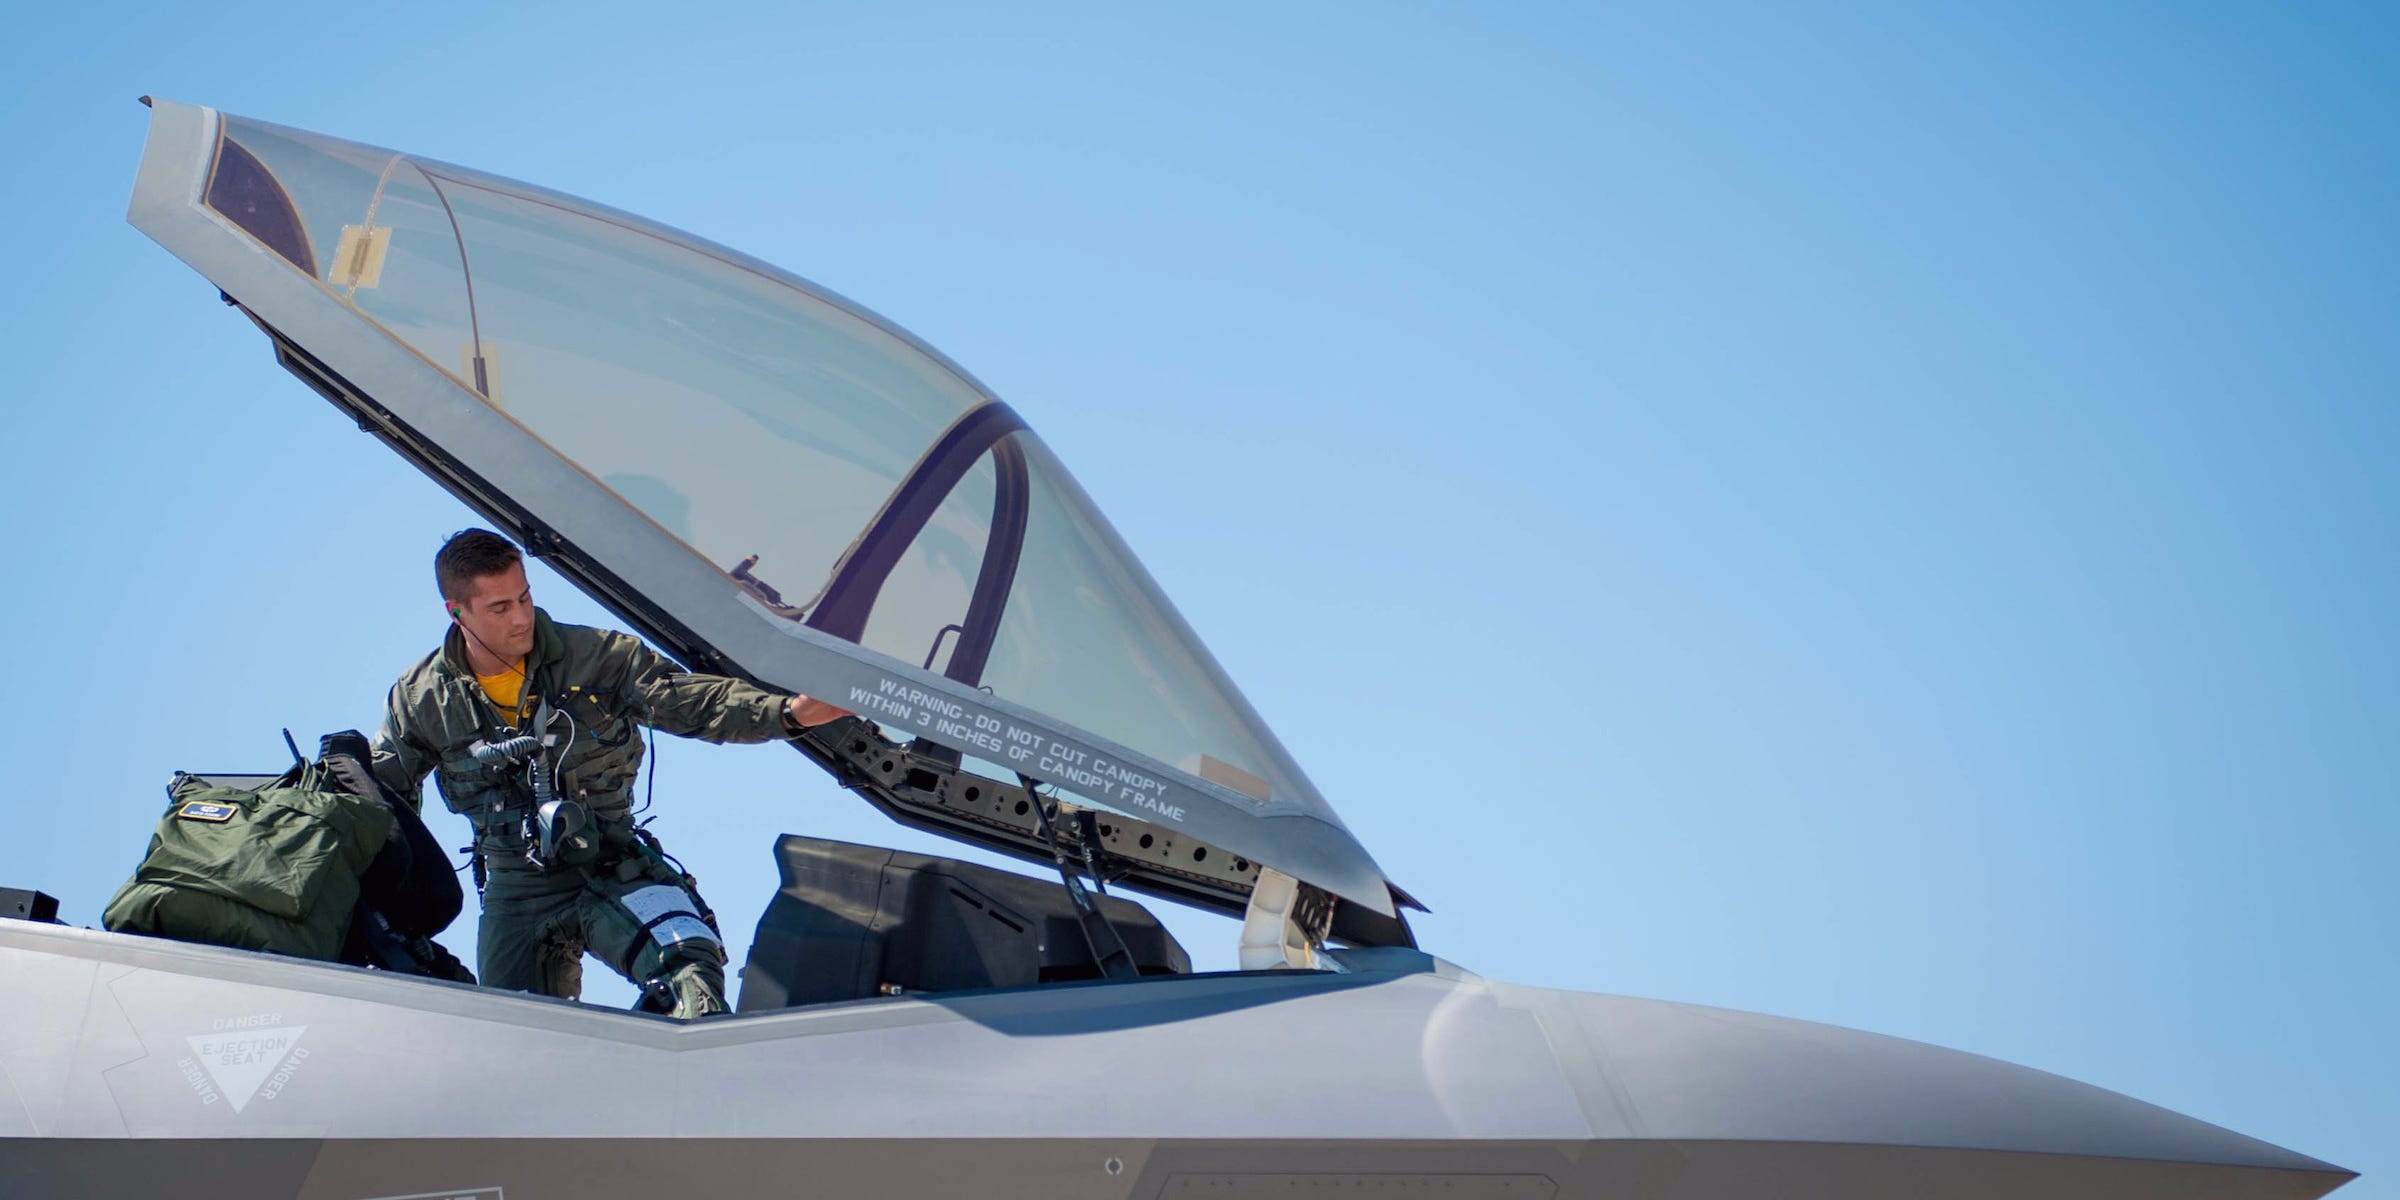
<box><xmin>177</xmin><ymin>801</ymin><xmax>239</xmax><ymax>823</ymax></box>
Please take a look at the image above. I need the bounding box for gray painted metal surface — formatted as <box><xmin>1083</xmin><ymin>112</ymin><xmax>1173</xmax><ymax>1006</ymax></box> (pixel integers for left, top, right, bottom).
<box><xmin>0</xmin><ymin>920</ymin><xmax>2351</xmax><ymax>1197</ymax></box>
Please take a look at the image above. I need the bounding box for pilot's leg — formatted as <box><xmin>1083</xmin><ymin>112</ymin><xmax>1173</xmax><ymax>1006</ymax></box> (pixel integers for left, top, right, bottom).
<box><xmin>478</xmin><ymin>877</ymin><xmax>587</xmax><ymax>999</ymax></box>
<box><xmin>582</xmin><ymin>859</ymin><xmax>728</xmax><ymax>1019</ymax></box>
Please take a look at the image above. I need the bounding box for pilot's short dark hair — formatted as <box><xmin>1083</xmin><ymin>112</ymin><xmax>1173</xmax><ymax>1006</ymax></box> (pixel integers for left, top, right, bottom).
<box><xmin>435</xmin><ymin>529</ymin><xmax>524</xmax><ymax>602</ymax></box>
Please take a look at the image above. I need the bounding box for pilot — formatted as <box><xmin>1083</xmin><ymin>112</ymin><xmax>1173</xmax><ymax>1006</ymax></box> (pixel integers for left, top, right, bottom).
<box><xmin>371</xmin><ymin>528</ymin><xmax>849</xmax><ymax>1018</ymax></box>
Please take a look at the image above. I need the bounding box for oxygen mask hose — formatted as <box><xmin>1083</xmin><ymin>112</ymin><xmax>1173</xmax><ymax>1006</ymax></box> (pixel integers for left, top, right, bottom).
<box><xmin>469</xmin><ymin>735</ymin><xmax>539</xmax><ymax>765</ymax></box>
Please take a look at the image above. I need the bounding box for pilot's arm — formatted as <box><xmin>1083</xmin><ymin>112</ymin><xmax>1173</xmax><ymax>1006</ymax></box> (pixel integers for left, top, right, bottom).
<box><xmin>370</xmin><ymin>683</ymin><xmax>438</xmax><ymax>814</ymax></box>
<box><xmin>611</xmin><ymin>634</ymin><xmax>848</xmax><ymax>742</ymax></box>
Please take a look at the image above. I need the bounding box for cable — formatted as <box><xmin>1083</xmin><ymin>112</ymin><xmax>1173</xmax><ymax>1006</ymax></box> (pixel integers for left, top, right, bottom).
<box><xmin>632</xmin><ymin>713</ymin><xmax>659</xmax><ymax>819</ymax></box>
<box><xmin>545</xmin><ymin>704</ymin><xmax>577</xmax><ymax>787</ymax></box>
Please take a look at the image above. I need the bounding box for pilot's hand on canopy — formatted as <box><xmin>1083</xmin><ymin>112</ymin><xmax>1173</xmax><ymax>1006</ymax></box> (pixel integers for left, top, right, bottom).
<box><xmin>785</xmin><ymin>694</ymin><xmax>853</xmax><ymax>731</ymax></box>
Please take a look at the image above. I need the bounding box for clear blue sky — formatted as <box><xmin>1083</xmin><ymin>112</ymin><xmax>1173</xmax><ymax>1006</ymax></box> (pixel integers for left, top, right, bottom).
<box><xmin>2</xmin><ymin>2</ymin><xmax>2391</xmax><ymax>1187</ymax></box>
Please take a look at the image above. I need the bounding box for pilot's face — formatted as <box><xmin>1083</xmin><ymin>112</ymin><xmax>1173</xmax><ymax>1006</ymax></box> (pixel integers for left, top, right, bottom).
<box><xmin>452</xmin><ymin>563</ymin><xmax>536</xmax><ymax>664</ymax></box>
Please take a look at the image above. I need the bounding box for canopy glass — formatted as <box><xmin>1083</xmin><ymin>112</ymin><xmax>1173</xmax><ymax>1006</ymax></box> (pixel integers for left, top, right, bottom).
<box><xmin>200</xmin><ymin>112</ymin><xmax>1323</xmax><ymax>824</ymax></box>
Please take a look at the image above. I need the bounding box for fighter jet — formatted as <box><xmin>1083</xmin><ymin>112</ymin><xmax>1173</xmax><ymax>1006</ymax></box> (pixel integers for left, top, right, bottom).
<box><xmin>0</xmin><ymin>98</ymin><xmax>2354</xmax><ymax>1200</ymax></box>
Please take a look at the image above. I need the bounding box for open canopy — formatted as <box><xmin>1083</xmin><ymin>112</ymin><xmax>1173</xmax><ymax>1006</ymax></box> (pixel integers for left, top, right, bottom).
<box><xmin>128</xmin><ymin>99</ymin><xmax>1404</xmax><ymax>924</ymax></box>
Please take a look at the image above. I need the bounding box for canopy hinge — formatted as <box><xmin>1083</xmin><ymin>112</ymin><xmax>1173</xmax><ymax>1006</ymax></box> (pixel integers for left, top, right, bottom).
<box><xmin>1239</xmin><ymin>867</ymin><xmax>1338</xmax><ymax>971</ymax></box>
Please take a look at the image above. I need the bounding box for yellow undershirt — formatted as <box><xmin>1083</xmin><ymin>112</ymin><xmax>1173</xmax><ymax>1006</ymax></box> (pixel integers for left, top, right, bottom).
<box><xmin>476</xmin><ymin>663</ymin><xmax>528</xmax><ymax>723</ymax></box>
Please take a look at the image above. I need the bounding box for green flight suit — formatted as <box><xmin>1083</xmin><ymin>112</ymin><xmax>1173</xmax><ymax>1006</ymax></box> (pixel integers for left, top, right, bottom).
<box><xmin>371</xmin><ymin>608</ymin><xmax>795</xmax><ymax>1017</ymax></box>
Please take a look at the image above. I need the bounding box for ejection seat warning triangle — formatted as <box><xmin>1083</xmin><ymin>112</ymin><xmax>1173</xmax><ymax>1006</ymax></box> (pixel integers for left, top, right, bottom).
<box><xmin>184</xmin><ymin>1024</ymin><xmax>307</xmax><ymax>1113</ymax></box>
